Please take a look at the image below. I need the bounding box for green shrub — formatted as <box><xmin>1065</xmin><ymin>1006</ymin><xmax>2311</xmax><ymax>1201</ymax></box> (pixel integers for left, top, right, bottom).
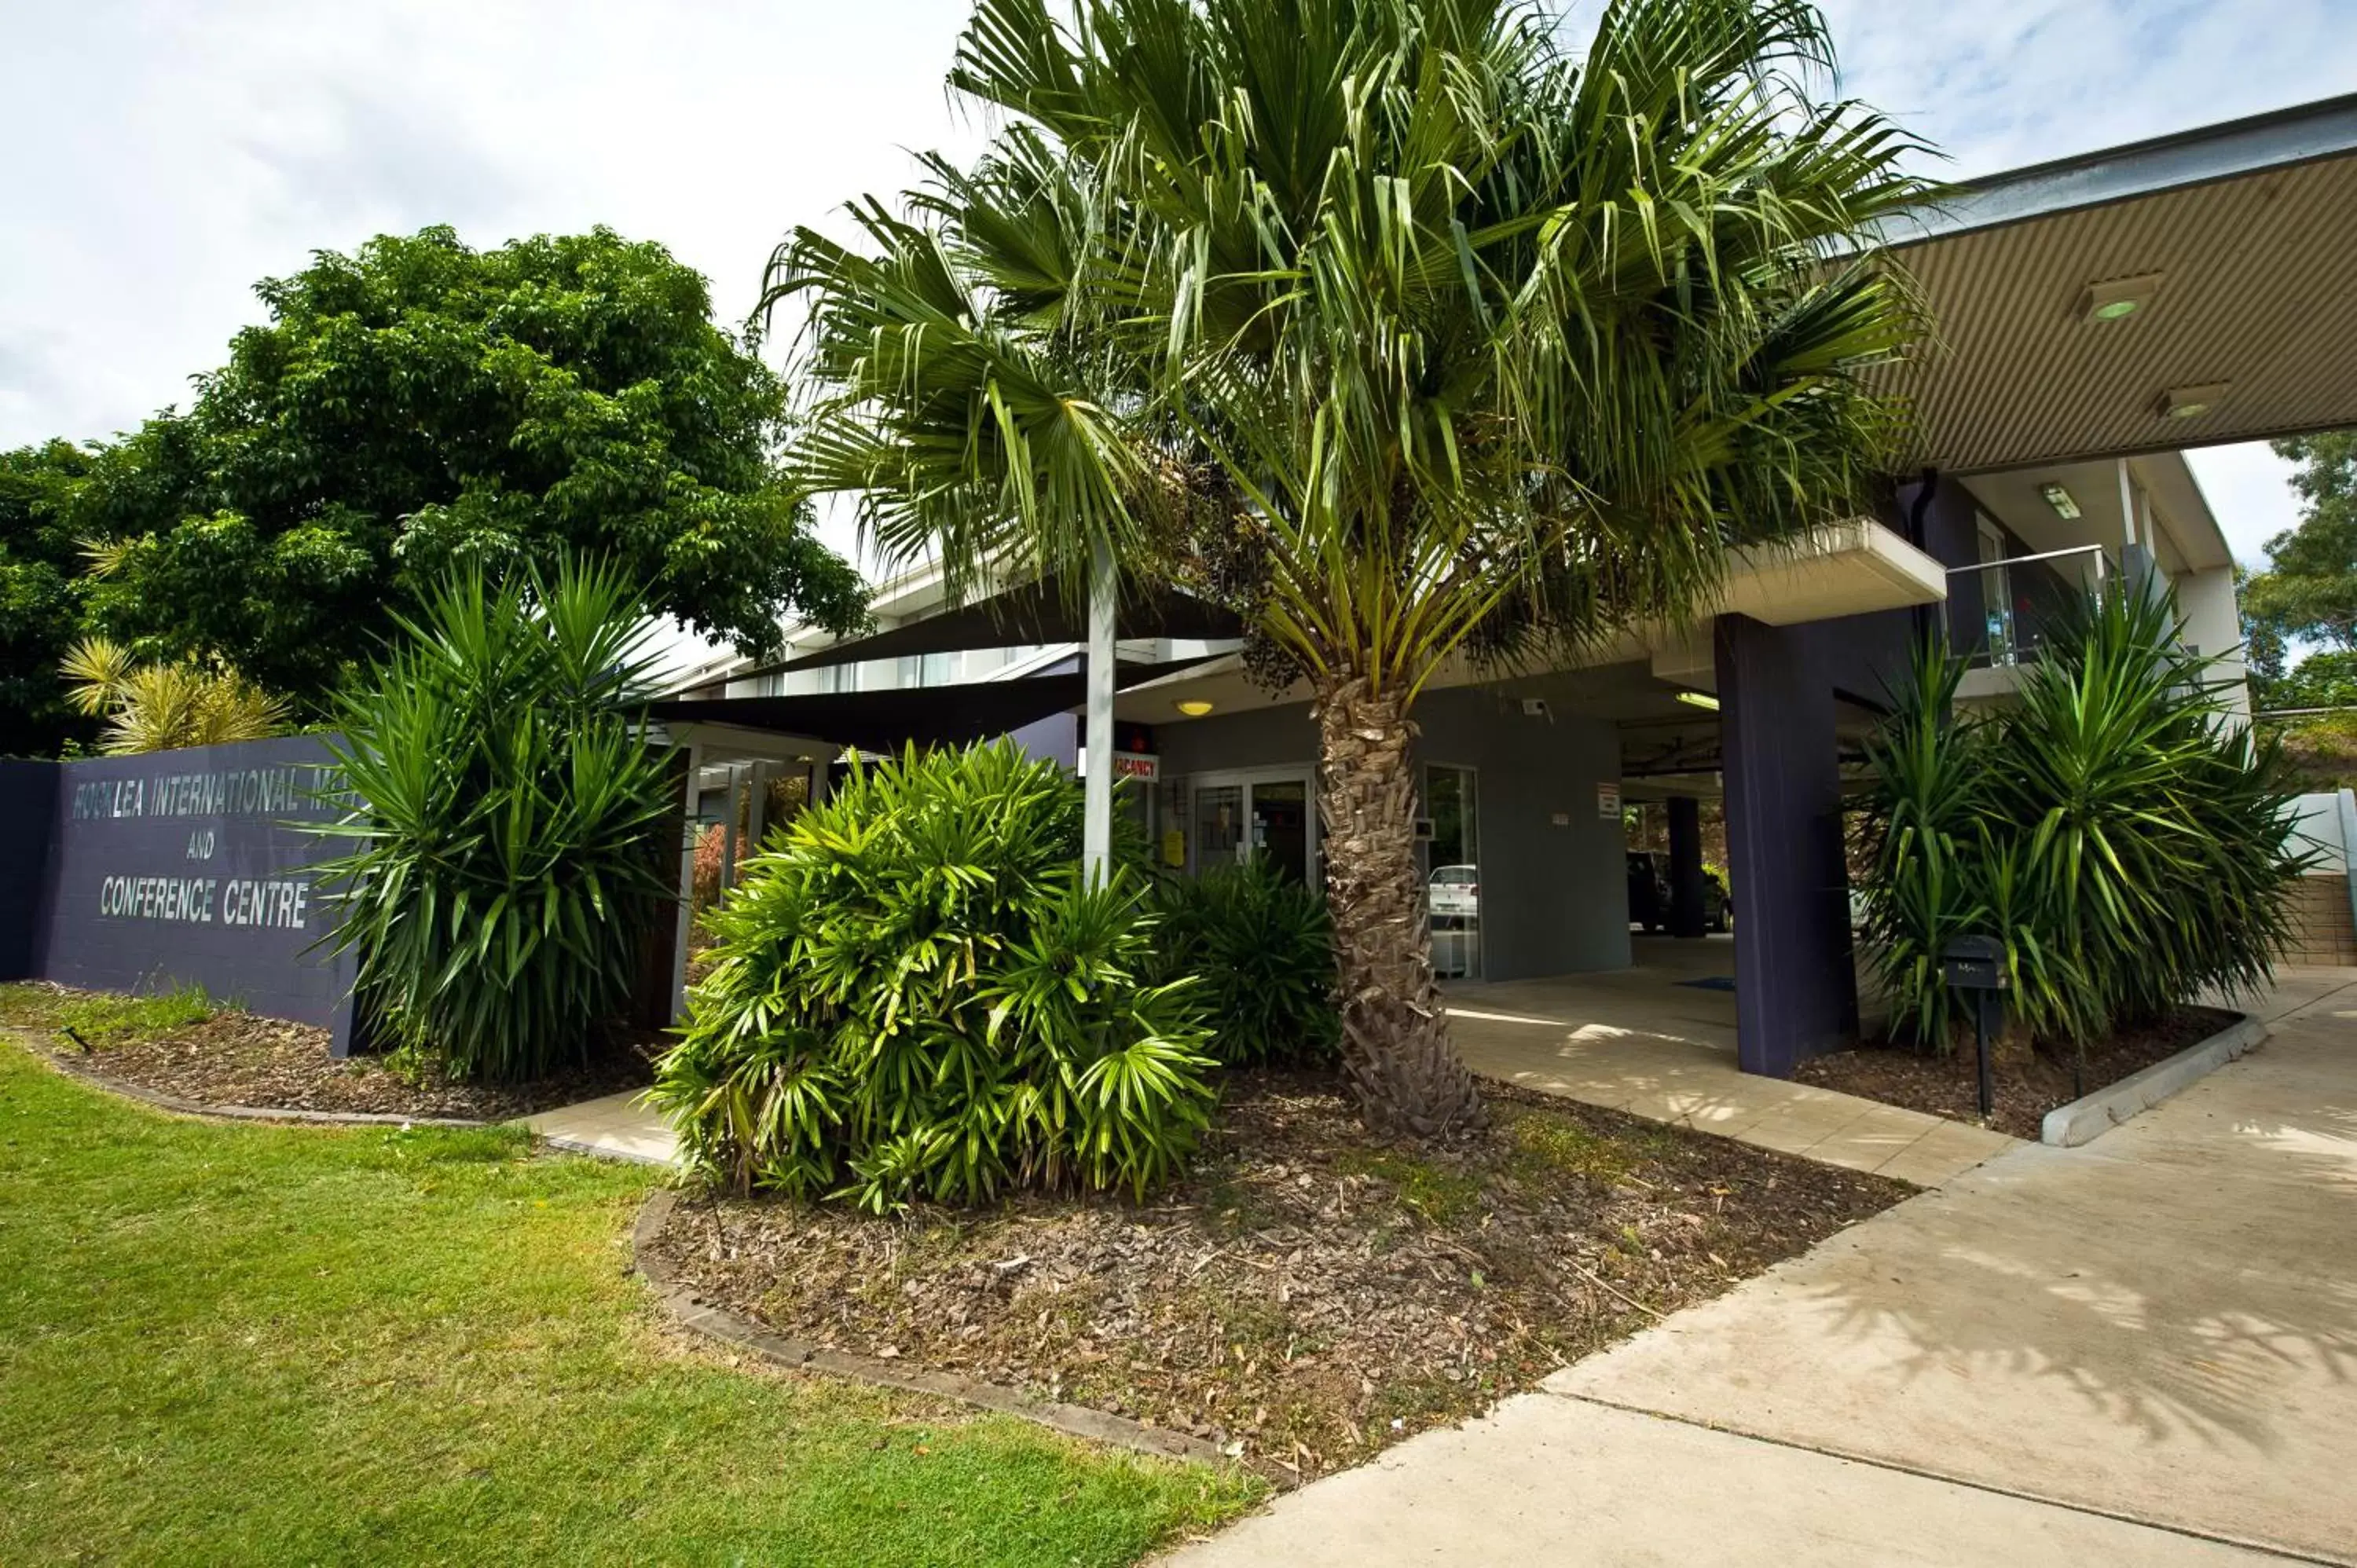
<box><xmin>1860</xmin><ymin>586</ymin><xmax>2312</xmax><ymax>1049</ymax></box>
<box><xmin>651</xmin><ymin>742</ymin><xmax>1217</xmax><ymax>1211</ymax></box>
<box><xmin>1148</xmin><ymin>856</ymin><xmax>1339</xmax><ymax>1065</ymax></box>
<box><xmin>314</xmin><ymin>562</ymin><xmax>676</xmax><ymax>1082</ymax></box>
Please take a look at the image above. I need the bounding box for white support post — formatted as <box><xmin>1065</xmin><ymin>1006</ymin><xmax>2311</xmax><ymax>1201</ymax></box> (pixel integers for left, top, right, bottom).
<box><xmin>1083</xmin><ymin>537</ymin><xmax>1117</xmax><ymax>885</ymax></box>
<box><xmin>669</xmin><ymin>741</ymin><xmax>703</xmax><ymax>1024</ymax></box>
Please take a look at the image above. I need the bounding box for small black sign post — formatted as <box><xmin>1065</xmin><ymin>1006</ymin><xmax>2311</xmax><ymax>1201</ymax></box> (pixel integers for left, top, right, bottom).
<box><xmin>1941</xmin><ymin>936</ymin><xmax>2011</xmax><ymax>1121</ymax></box>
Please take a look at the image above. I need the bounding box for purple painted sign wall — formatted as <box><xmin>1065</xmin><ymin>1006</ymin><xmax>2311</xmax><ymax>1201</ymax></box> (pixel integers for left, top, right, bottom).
<box><xmin>9</xmin><ymin>736</ymin><xmax>361</xmax><ymax>1048</ymax></box>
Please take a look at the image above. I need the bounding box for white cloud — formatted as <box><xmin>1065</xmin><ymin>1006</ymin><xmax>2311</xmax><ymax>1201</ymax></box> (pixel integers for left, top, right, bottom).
<box><xmin>2187</xmin><ymin>441</ymin><xmax>2309</xmax><ymax>570</ymax></box>
<box><xmin>1816</xmin><ymin>0</ymin><xmax>2357</xmax><ymax>178</ymax></box>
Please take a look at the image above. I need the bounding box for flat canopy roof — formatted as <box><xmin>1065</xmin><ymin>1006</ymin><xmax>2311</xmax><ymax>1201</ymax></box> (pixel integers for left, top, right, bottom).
<box><xmin>725</xmin><ymin>574</ymin><xmax>1247</xmax><ymax>685</ymax></box>
<box><xmin>1872</xmin><ymin>93</ymin><xmax>2357</xmax><ymax>473</ymax></box>
<box><xmin>651</xmin><ymin>655</ymin><xmax>1218</xmax><ymax>753</ymax></box>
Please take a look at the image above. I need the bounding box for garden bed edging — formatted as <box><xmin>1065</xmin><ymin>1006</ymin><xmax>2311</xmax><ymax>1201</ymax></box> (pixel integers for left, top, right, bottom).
<box><xmin>2040</xmin><ymin>1012</ymin><xmax>2268</xmax><ymax>1148</ymax></box>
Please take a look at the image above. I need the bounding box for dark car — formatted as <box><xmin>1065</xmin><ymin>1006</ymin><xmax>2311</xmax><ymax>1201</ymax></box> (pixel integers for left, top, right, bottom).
<box><xmin>1626</xmin><ymin>850</ymin><xmax>1728</xmax><ymax>934</ymax></box>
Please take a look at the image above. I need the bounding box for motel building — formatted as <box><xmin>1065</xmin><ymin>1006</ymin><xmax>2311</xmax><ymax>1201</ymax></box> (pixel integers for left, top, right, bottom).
<box><xmin>659</xmin><ymin>95</ymin><xmax>2357</xmax><ymax>1080</ymax></box>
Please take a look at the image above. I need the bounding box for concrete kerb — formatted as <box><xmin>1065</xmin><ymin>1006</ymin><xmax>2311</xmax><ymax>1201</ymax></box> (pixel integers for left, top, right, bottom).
<box><xmin>629</xmin><ymin>1189</ymin><xmax>1239</xmax><ymax>1474</ymax></box>
<box><xmin>2040</xmin><ymin>1013</ymin><xmax>2269</xmax><ymax>1148</ymax></box>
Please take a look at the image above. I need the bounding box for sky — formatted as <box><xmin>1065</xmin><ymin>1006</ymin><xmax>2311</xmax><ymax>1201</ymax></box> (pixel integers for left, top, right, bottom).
<box><xmin>5</xmin><ymin>0</ymin><xmax>2354</xmax><ymax>640</ymax></box>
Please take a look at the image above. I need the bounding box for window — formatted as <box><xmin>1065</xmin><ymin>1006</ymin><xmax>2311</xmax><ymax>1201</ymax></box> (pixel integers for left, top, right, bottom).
<box><xmin>1977</xmin><ymin>516</ymin><xmax>2018</xmax><ymax>665</ymax></box>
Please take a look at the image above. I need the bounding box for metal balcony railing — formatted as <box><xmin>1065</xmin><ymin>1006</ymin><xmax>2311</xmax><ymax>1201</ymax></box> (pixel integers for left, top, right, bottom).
<box><xmin>1945</xmin><ymin>545</ymin><xmax>2114</xmax><ymax>670</ymax></box>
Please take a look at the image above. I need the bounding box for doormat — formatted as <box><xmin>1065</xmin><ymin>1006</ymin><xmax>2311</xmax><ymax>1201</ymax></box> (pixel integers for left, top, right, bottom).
<box><xmin>1677</xmin><ymin>976</ymin><xmax>1737</xmax><ymax>992</ymax></box>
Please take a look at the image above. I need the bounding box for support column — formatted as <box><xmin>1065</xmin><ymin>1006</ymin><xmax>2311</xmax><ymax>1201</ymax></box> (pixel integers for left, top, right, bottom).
<box><xmin>1666</xmin><ymin>795</ymin><xmax>1707</xmax><ymax>940</ymax></box>
<box><xmin>1082</xmin><ymin>538</ymin><xmax>1116</xmax><ymax>885</ymax></box>
<box><xmin>1715</xmin><ymin>615</ymin><xmax>1856</xmax><ymax>1077</ymax></box>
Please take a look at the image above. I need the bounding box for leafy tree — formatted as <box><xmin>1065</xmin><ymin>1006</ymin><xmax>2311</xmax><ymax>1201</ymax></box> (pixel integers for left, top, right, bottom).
<box><xmin>773</xmin><ymin>0</ymin><xmax>1930</xmax><ymax>1135</ymax></box>
<box><xmin>0</xmin><ymin>441</ymin><xmax>97</xmax><ymax>754</ymax></box>
<box><xmin>2264</xmin><ymin>648</ymin><xmax>2357</xmax><ymax>711</ymax></box>
<box><xmin>73</xmin><ymin>226</ymin><xmax>867</xmax><ymax>707</ymax></box>
<box><xmin>2243</xmin><ymin>431</ymin><xmax>2357</xmax><ymax>705</ymax></box>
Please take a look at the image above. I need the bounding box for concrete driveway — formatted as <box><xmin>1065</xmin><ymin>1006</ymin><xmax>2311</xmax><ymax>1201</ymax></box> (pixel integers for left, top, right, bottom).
<box><xmin>1172</xmin><ymin>970</ymin><xmax>2357</xmax><ymax>1566</ymax></box>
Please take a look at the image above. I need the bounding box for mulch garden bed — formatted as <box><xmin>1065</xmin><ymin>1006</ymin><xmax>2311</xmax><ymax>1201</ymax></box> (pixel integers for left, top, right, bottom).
<box><xmin>1794</xmin><ymin>1006</ymin><xmax>2238</xmax><ymax>1141</ymax></box>
<box><xmin>645</xmin><ymin>1072</ymin><xmax>1905</xmax><ymax>1484</ymax></box>
<box><xmin>7</xmin><ymin>983</ymin><xmax>657</xmax><ymax>1121</ymax></box>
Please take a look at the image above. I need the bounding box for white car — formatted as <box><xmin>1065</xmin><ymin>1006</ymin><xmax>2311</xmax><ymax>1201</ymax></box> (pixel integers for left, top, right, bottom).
<box><xmin>1428</xmin><ymin>864</ymin><xmax>1480</xmax><ymax>919</ymax></box>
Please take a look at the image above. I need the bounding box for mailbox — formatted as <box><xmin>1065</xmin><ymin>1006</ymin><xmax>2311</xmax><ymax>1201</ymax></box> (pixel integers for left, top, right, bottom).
<box><xmin>1941</xmin><ymin>936</ymin><xmax>2009</xmax><ymax>1119</ymax></box>
<box><xmin>1941</xmin><ymin>935</ymin><xmax>2010</xmax><ymax>992</ymax></box>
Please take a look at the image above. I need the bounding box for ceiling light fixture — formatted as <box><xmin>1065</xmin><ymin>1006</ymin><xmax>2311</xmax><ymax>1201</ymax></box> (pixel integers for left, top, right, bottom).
<box><xmin>2080</xmin><ymin>273</ymin><xmax>2162</xmax><ymax>325</ymax></box>
<box><xmin>2157</xmin><ymin>382</ymin><xmax>2230</xmax><ymax>419</ymax></box>
<box><xmin>1174</xmin><ymin>698</ymin><xmax>1215</xmax><ymax>717</ymax></box>
<box><xmin>1674</xmin><ymin>691</ymin><xmax>1721</xmax><ymax>712</ymax></box>
<box><xmin>2040</xmin><ymin>483</ymin><xmax>2082</xmax><ymax>520</ymax></box>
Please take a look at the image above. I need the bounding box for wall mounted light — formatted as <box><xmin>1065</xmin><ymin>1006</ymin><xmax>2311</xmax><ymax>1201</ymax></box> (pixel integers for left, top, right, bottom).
<box><xmin>2157</xmin><ymin>383</ymin><xmax>2230</xmax><ymax>419</ymax></box>
<box><xmin>1674</xmin><ymin>691</ymin><xmax>1721</xmax><ymax>712</ymax></box>
<box><xmin>1174</xmin><ymin>698</ymin><xmax>1215</xmax><ymax>717</ymax></box>
<box><xmin>2080</xmin><ymin>273</ymin><xmax>2162</xmax><ymax>324</ymax></box>
<box><xmin>2040</xmin><ymin>483</ymin><xmax>2082</xmax><ymax>520</ymax></box>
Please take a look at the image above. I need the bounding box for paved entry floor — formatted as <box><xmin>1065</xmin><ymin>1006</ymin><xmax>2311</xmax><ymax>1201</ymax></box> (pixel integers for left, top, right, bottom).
<box><xmin>1174</xmin><ymin>969</ymin><xmax>2357</xmax><ymax>1566</ymax></box>
<box><xmin>519</xmin><ymin>1090</ymin><xmax>678</xmax><ymax>1167</ymax></box>
<box><xmin>1444</xmin><ymin>938</ymin><xmax>2018</xmax><ymax>1185</ymax></box>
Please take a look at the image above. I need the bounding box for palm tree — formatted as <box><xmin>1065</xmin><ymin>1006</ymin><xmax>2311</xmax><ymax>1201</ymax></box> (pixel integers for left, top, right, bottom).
<box><xmin>771</xmin><ymin>0</ymin><xmax>1933</xmax><ymax>1138</ymax></box>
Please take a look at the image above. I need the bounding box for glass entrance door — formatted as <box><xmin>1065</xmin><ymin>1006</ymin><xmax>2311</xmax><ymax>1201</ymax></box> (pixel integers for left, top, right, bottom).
<box><xmin>1190</xmin><ymin>773</ymin><xmax>1315</xmax><ymax>883</ymax></box>
<box><xmin>1248</xmin><ymin>780</ymin><xmax>1310</xmax><ymax>882</ymax></box>
<box><xmin>1422</xmin><ymin>764</ymin><xmax>1481</xmax><ymax>980</ymax></box>
<box><xmin>1193</xmin><ymin>783</ymin><xmax>1244</xmax><ymax>870</ymax></box>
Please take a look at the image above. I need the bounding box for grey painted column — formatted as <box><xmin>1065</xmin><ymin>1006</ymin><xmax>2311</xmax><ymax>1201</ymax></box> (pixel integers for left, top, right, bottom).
<box><xmin>1714</xmin><ymin>615</ymin><xmax>1857</xmax><ymax>1077</ymax></box>
<box><xmin>1666</xmin><ymin>795</ymin><xmax>1707</xmax><ymax>940</ymax></box>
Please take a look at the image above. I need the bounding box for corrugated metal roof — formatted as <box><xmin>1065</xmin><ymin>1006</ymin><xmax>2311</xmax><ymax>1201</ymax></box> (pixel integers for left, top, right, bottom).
<box><xmin>1876</xmin><ymin>126</ymin><xmax>2357</xmax><ymax>472</ymax></box>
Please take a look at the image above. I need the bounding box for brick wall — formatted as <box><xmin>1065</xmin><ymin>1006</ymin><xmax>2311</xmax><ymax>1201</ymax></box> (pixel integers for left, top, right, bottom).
<box><xmin>2281</xmin><ymin>875</ymin><xmax>2357</xmax><ymax>966</ymax></box>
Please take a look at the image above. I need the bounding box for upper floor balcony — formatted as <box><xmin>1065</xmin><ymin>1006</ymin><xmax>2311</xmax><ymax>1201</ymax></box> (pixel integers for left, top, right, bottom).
<box><xmin>1948</xmin><ymin>543</ymin><xmax>2117</xmax><ymax>699</ymax></box>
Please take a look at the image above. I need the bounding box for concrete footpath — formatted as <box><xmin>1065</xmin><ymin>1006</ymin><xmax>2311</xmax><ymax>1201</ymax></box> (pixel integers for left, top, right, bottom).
<box><xmin>1173</xmin><ymin>970</ymin><xmax>2357</xmax><ymax>1566</ymax></box>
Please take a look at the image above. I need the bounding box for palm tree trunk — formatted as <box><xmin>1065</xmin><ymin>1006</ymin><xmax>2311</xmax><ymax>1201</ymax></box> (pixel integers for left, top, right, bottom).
<box><xmin>1314</xmin><ymin>671</ymin><xmax>1483</xmax><ymax>1138</ymax></box>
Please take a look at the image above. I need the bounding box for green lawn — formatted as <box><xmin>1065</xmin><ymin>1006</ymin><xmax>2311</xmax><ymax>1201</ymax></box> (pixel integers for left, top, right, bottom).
<box><xmin>0</xmin><ymin>1038</ymin><xmax>1258</xmax><ymax>1566</ymax></box>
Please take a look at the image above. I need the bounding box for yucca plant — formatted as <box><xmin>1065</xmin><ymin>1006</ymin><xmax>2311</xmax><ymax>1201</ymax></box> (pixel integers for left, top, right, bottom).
<box><xmin>60</xmin><ymin>636</ymin><xmax>288</xmax><ymax>754</ymax></box>
<box><xmin>1996</xmin><ymin>587</ymin><xmax>2313</xmax><ymax>1028</ymax></box>
<box><xmin>312</xmin><ymin>561</ymin><xmax>677</xmax><ymax>1082</ymax></box>
<box><xmin>651</xmin><ymin>742</ymin><xmax>1217</xmax><ymax>1210</ymax></box>
<box><xmin>1148</xmin><ymin>857</ymin><xmax>1340</xmax><ymax>1066</ymax></box>
<box><xmin>1857</xmin><ymin>642</ymin><xmax>1988</xmax><ymax>1047</ymax></box>
<box><xmin>1859</xmin><ymin>587</ymin><xmax>2311</xmax><ymax>1051</ymax></box>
